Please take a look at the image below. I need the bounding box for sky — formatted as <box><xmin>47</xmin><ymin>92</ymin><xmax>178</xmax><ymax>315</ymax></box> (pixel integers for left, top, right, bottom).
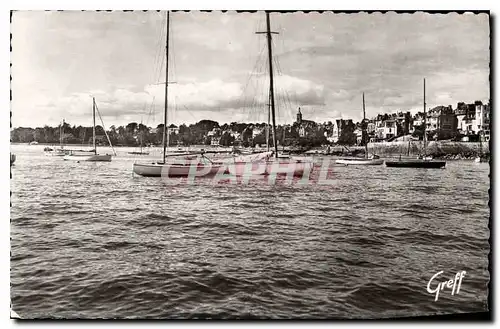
<box><xmin>11</xmin><ymin>11</ymin><xmax>490</xmax><ymax>128</ymax></box>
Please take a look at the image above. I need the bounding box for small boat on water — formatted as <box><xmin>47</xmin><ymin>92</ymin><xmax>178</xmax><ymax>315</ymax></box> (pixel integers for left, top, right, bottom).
<box><xmin>133</xmin><ymin>11</ymin><xmax>220</xmax><ymax>178</ymax></box>
<box><xmin>63</xmin><ymin>97</ymin><xmax>115</xmax><ymax>162</ymax></box>
<box><xmin>385</xmin><ymin>78</ymin><xmax>446</xmax><ymax>169</ymax></box>
<box><xmin>46</xmin><ymin>149</ymin><xmax>67</xmax><ymax>156</ymax></box>
<box><xmin>64</xmin><ymin>152</ymin><xmax>112</xmax><ymax>162</ymax></box>
<box><xmin>385</xmin><ymin>158</ymin><xmax>446</xmax><ymax>168</ymax></box>
<box><xmin>336</xmin><ymin>93</ymin><xmax>384</xmax><ymax>166</ymax></box>
<box><xmin>133</xmin><ymin>157</ymin><xmax>224</xmax><ymax>177</ymax></box>
<box><xmin>44</xmin><ymin>120</ymin><xmax>69</xmax><ymax>156</ymax></box>
<box><xmin>128</xmin><ymin>151</ymin><xmax>150</xmax><ymax>155</ymax></box>
<box><xmin>230</xmin><ymin>158</ymin><xmax>313</xmax><ymax>177</ymax></box>
<box><xmin>10</xmin><ymin>153</ymin><xmax>16</xmax><ymax>165</ymax></box>
<box><xmin>336</xmin><ymin>156</ymin><xmax>384</xmax><ymax>166</ymax></box>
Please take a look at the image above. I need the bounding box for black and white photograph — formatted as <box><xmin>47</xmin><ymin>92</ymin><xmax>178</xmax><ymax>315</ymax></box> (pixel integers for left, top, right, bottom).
<box><xmin>9</xmin><ymin>6</ymin><xmax>491</xmax><ymax>320</ymax></box>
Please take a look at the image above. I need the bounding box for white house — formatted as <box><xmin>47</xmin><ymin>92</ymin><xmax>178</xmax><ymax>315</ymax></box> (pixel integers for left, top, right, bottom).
<box><xmin>376</xmin><ymin>120</ymin><xmax>397</xmax><ymax>140</ymax></box>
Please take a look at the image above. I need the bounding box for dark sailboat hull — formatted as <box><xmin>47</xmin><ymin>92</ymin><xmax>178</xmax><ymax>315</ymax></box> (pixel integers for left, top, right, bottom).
<box><xmin>128</xmin><ymin>151</ymin><xmax>150</xmax><ymax>155</ymax></box>
<box><xmin>385</xmin><ymin>160</ymin><xmax>446</xmax><ymax>168</ymax></box>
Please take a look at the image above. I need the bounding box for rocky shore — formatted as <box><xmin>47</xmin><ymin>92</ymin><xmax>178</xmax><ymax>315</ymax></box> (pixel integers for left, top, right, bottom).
<box><xmin>314</xmin><ymin>141</ymin><xmax>490</xmax><ymax>161</ymax></box>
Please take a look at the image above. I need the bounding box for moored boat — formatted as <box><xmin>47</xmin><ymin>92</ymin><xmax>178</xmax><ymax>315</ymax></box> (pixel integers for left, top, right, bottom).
<box><xmin>63</xmin><ymin>153</ymin><xmax>112</xmax><ymax>162</ymax></box>
<box><xmin>44</xmin><ymin>120</ymin><xmax>69</xmax><ymax>156</ymax></box>
<box><xmin>133</xmin><ymin>12</ymin><xmax>219</xmax><ymax>179</ymax></box>
<box><xmin>10</xmin><ymin>153</ymin><xmax>16</xmax><ymax>165</ymax></box>
<box><xmin>336</xmin><ymin>157</ymin><xmax>384</xmax><ymax>166</ymax></box>
<box><xmin>225</xmin><ymin>12</ymin><xmax>314</xmax><ymax>178</ymax></box>
<box><xmin>133</xmin><ymin>161</ymin><xmax>224</xmax><ymax>177</ymax></box>
<box><xmin>335</xmin><ymin>93</ymin><xmax>383</xmax><ymax>166</ymax></box>
<box><xmin>63</xmin><ymin>97</ymin><xmax>115</xmax><ymax>162</ymax></box>
<box><xmin>128</xmin><ymin>151</ymin><xmax>150</xmax><ymax>155</ymax></box>
<box><xmin>45</xmin><ymin>148</ymin><xmax>68</xmax><ymax>156</ymax></box>
<box><xmin>385</xmin><ymin>78</ymin><xmax>446</xmax><ymax>169</ymax></box>
<box><xmin>228</xmin><ymin>157</ymin><xmax>313</xmax><ymax>177</ymax></box>
<box><xmin>385</xmin><ymin>159</ymin><xmax>445</xmax><ymax>168</ymax></box>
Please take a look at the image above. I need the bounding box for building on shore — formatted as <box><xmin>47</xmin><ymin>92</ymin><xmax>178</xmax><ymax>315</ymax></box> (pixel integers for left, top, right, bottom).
<box><xmin>455</xmin><ymin>100</ymin><xmax>490</xmax><ymax>141</ymax></box>
<box><xmin>295</xmin><ymin>107</ymin><xmax>317</xmax><ymax>138</ymax></box>
<box><xmin>375</xmin><ymin>119</ymin><xmax>397</xmax><ymax>141</ymax></box>
<box><xmin>210</xmin><ymin>136</ymin><xmax>220</xmax><ymax>146</ymax></box>
<box><xmin>427</xmin><ymin>105</ymin><xmax>457</xmax><ymax>140</ymax></box>
<box><xmin>329</xmin><ymin>118</ymin><xmax>354</xmax><ymax>143</ymax></box>
<box><xmin>475</xmin><ymin>101</ymin><xmax>490</xmax><ymax>141</ymax></box>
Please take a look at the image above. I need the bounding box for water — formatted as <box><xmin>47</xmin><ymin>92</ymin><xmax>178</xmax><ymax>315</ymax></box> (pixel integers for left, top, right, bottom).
<box><xmin>10</xmin><ymin>144</ymin><xmax>490</xmax><ymax>319</ymax></box>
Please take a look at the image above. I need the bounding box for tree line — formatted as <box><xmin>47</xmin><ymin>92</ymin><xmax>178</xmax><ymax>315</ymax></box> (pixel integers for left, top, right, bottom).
<box><xmin>10</xmin><ymin>120</ymin><xmax>356</xmax><ymax>148</ymax></box>
<box><xmin>11</xmin><ymin>117</ymin><xmax>451</xmax><ymax>148</ymax></box>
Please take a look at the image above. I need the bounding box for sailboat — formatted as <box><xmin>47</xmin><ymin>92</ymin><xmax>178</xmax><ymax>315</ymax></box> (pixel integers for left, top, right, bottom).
<box><xmin>63</xmin><ymin>97</ymin><xmax>114</xmax><ymax>162</ymax></box>
<box><xmin>336</xmin><ymin>93</ymin><xmax>384</xmax><ymax>165</ymax></box>
<box><xmin>133</xmin><ymin>11</ymin><xmax>224</xmax><ymax>178</ymax></box>
<box><xmin>44</xmin><ymin>119</ymin><xmax>68</xmax><ymax>156</ymax></box>
<box><xmin>386</xmin><ymin>79</ymin><xmax>446</xmax><ymax>168</ymax></box>
<box><xmin>227</xmin><ymin>12</ymin><xmax>314</xmax><ymax>178</ymax></box>
<box><xmin>128</xmin><ymin>120</ymin><xmax>150</xmax><ymax>155</ymax></box>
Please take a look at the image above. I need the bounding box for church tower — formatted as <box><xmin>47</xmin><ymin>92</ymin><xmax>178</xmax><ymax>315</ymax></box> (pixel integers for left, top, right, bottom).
<box><xmin>296</xmin><ymin>107</ymin><xmax>303</xmax><ymax>124</ymax></box>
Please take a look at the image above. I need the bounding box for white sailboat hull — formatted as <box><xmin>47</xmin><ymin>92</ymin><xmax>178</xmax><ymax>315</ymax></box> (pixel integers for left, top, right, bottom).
<box><xmin>228</xmin><ymin>158</ymin><xmax>314</xmax><ymax>177</ymax></box>
<box><xmin>45</xmin><ymin>149</ymin><xmax>67</xmax><ymax>156</ymax></box>
<box><xmin>336</xmin><ymin>158</ymin><xmax>384</xmax><ymax>165</ymax></box>
<box><xmin>133</xmin><ymin>162</ymin><xmax>225</xmax><ymax>177</ymax></box>
<box><xmin>63</xmin><ymin>154</ymin><xmax>112</xmax><ymax>162</ymax></box>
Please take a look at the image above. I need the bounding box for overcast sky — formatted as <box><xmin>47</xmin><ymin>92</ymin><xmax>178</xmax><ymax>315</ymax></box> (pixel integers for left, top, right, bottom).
<box><xmin>11</xmin><ymin>11</ymin><xmax>489</xmax><ymax>128</ymax></box>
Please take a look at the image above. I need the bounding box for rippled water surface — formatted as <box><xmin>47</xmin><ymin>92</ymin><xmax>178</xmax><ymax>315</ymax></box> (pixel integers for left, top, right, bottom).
<box><xmin>10</xmin><ymin>144</ymin><xmax>490</xmax><ymax>319</ymax></box>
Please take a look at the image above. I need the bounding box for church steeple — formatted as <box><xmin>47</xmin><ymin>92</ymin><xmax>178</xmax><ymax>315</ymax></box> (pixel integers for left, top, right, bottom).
<box><xmin>296</xmin><ymin>107</ymin><xmax>302</xmax><ymax>124</ymax></box>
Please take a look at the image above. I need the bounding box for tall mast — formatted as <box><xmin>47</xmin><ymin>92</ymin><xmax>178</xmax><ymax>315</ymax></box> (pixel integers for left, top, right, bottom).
<box><xmin>363</xmin><ymin>92</ymin><xmax>368</xmax><ymax>158</ymax></box>
<box><xmin>162</xmin><ymin>11</ymin><xmax>170</xmax><ymax>163</ymax></box>
<box><xmin>140</xmin><ymin>118</ymin><xmax>143</xmax><ymax>153</ymax></box>
<box><xmin>423</xmin><ymin>78</ymin><xmax>427</xmax><ymax>156</ymax></box>
<box><xmin>60</xmin><ymin>120</ymin><xmax>63</xmax><ymax>148</ymax></box>
<box><xmin>92</xmin><ymin>97</ymin><xmax>96</xmax><ymax>154</ymax></box>
<box><xmin>266</xmin><ymin>94</ymin><xmax>271</xmax><ymax>151</ymax></box>
<box><xmin>264</xmin><ymin>11</ymin><xmax>278</xmax><ymax>158</ymax></box>
<box><xmin>283</xmin><ymin>124</ymin><xmax>286</xmax><ymax>152</ymax></box>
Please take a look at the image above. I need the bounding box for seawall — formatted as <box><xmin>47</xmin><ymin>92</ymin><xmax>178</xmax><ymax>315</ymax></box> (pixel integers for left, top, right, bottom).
<box><xmin>367</xmin><ymin>141</ymin><xmax>490</xmax><ymax>158</ymax></box>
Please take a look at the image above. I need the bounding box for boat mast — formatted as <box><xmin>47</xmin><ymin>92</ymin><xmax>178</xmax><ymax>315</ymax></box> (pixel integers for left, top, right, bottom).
<box><xmin>140</xmin><ymin>117</ymin><xmax>143</xmax><ymax>154</ymax></box>
<box><xmin>283</xmin><ymin>124</ymin><xmax>286</xmax><ymax>152</ymax></box>
<box><xmin>266</xmin><ymin>94</ymin><xmax>271</xmax><ymax>151</ymax></box>
<box><xmin>264</xmin><ymin>11</ymin><xmax>279</xmax><ymax>158</ymax></box>
<box><xmin>162</xmin><ymin>11</ymin><xmax>170</xmax><ymax>163</ymax></box>
<box><xmin>423</xmin><ymin>78</ymin><xmax>427</xmax><ymax>156</ymax></box>
<box><xmin>59</xmin><ymin>120</ymin><xmax>63</xmax><ymax>149</ymax></box>
<box><xmin>92</xmin><ymin>97</ymin><xmax>96</xmax><ymax>155</ymax></box>
<box><xmin>363</xmin><ymin>92</ymin><xmax>368</xmax><ymax>158</ymax></box>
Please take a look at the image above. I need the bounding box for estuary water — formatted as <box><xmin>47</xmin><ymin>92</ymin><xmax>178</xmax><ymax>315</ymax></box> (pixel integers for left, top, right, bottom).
<box><xmin>10</xmin><ymin>144</ymin><xmax>490</xmax><ymax>319</ymax></box>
